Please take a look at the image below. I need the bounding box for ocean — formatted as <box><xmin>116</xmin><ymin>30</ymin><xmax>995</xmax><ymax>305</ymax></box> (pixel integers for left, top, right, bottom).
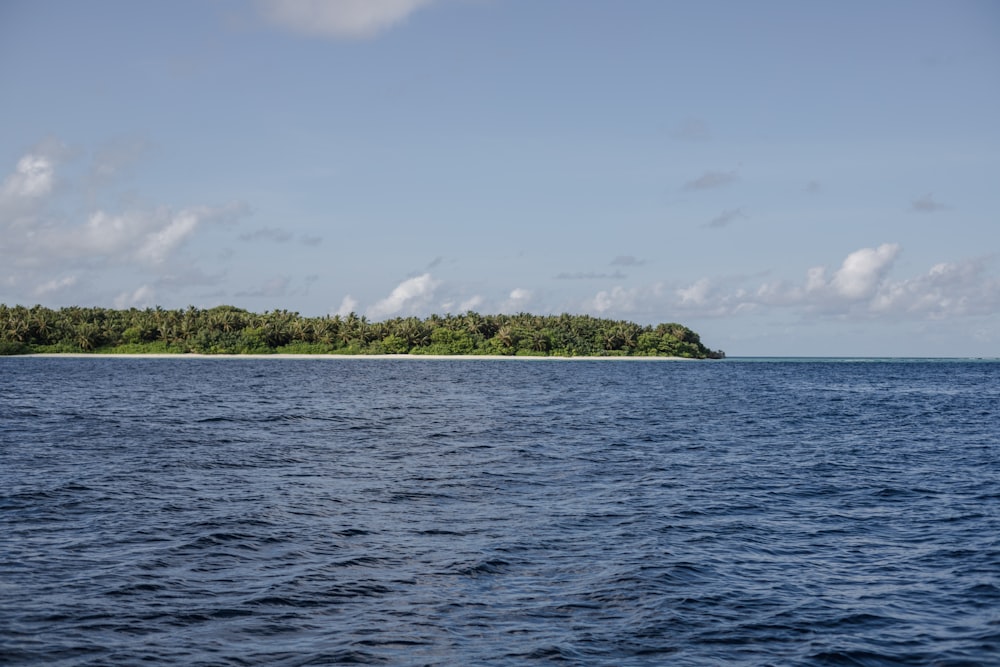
<box><xmin>1</xmin><ymin>357</ymin><xmax>998</xmax><ymax>665</ymax></box>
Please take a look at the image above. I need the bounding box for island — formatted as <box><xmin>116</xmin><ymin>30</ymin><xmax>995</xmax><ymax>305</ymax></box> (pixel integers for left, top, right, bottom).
<box><xmin>0</xmin><ymin>305</ymin><xmax>725</xmax><ymax>359</ymax></box>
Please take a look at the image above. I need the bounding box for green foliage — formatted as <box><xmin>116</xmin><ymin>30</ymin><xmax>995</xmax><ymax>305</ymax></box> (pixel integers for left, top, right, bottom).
<box><xmin>0</xmin><ymin>341</ymin><xmax>30</xmax><ymax>355</ymax></box>
<box><xmin>274</xmin><ymin>342</ymin><xmax>334</xmax><ymax>354</ymax></box>
<box><xmin>0</xmin><ymin>304</ymin><xmax>724</xmax><ymax>359</ymax></box>
<box><xmin>100</xmin><ymin>342</ymin><xmax>181</xmax><ymax>354</ymax></box>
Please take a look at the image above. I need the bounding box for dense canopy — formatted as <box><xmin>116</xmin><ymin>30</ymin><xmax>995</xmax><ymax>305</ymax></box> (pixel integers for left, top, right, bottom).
<box><xmin>0</xmin><ymin>305</ymin><xmax>724</xmax><ymax>358</ymax></box>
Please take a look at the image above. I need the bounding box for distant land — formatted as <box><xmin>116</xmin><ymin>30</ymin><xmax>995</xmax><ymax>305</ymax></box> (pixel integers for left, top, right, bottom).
<box><xmin>0</xmin><ymin>305</ymin><xmax>724</xmax><ymax>359</ymax></box>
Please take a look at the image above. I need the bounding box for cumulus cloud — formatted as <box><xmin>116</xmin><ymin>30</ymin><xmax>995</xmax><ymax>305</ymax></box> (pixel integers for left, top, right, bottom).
<box><xmin>459</xmin><ymin>295</ymin><xmax>483</xmax><ymax>312</ymax></box>
<box><xmin>113</xmin><ymin>285</ymin><xmax>156</xmax><ymax>309</ymax></box>
<box><xmin>0</xmin><ymin>143</ymin><xmax>249</xmax><ymax>306</ymax></box>
<box><xmin>257</xmin><ymin>0</ymin><xmax>436</xmax><ymax>39</ymax></box>
<box><xmin>501</xmin><ymin>287</ymin><xmax>533</xmax><ymax>313</ymax></box>
<box><xmin>911</xmin><ymin>193</ymin><xmax>948</xmax><ymax>212</ymax></box>
<box><xmin>869</xmin><ymin>258</ymin><xmax>1000</xmax><ymax>318</ymax></box>
<box><xmin>0</xmin><ymin>140</ymin><xmax>71</xmax><ymax>213</ymax></box>
<box><xmin>683</xmin><ymin>169</ymin><xmax>738</xmax><ymax>191</ymax></box>
<box><xmin>334</xmin><ymin>295</ymin><xmax>359</xmax><ymax>317</ymax></box>
<box><xmin>828</xmin><ymin>243</ymin><xmax>900</xmax><ymax>299</ymax></box>
<box><xmin>1</xmin><ymin>154</ymin><xmax>55</xmax><ymax>201</ymax></box>
<box><xmin>704</xmin><ymin>207</ymin><xmax>746</xmax><ymax>229</ymax></box>
<box><xmin>669</xmin><ymin>244</ymin><xmax>900</xmax><ymax>314</ymax></box>
<box><xmin>367</xmin><ymin>272</ymin><xmax>440</xmax><ymax>319</ymax></box>
<box><xmin>588</xmin><ymin>285</ymin><xmax>640</xmax><ymax>314</ymax></box>
<box><xmin>582</xmin><ymin>244</ymin><xmax>999</xmax><ymax>322</ymax></box>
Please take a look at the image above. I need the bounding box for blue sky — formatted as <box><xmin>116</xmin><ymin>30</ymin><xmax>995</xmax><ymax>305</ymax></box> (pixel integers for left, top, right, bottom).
<box><xmin>2</xmin><ymin>0</ymin><xmax>998</xmax><ymax>356</ymax></box>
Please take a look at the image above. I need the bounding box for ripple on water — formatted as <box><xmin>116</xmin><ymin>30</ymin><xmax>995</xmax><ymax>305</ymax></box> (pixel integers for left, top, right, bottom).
<box><xmin>0</xmin><ymin>358</ymin><xmax>998</xmax><ymax>665</ymax></box>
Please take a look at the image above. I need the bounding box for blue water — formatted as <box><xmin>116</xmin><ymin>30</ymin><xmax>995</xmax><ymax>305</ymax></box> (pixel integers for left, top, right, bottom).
<box><xmin>2</xmin><ymin>357</ymin><xmax>998</xmax><ymax>666</ymax></box>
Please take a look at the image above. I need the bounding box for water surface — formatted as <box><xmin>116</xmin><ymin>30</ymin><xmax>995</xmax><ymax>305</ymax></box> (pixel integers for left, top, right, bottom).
<box><xmin>2</xmin><ymin>358</ymin><xmax>998</xmax><ymax>665</ymax></box>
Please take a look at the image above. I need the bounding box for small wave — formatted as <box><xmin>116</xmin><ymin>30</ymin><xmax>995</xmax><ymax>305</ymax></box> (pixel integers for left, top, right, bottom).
<box><xmin>450</xmin><ymin>558</ymin><xmax>511</xmax><ymax>577</ymax></box>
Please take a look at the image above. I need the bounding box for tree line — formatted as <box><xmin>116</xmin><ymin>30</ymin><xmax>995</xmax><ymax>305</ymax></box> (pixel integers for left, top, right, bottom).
<box><xmin>0</xmin><ymin>304</ymin><xmax>724</xmax><ymax>358</ymax></box>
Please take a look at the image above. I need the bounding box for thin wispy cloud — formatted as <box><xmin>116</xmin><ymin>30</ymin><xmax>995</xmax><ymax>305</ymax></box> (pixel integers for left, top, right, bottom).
<box><xmin>235</xmin><ymin>275</ymin><xmax>291</xmax><ymax>298</ymax></box>
<box><xmin>911</xmin><ymin>193</ymin><xmax>949</xmax><ymax>213</ymax></box>
<box><xmin>256</xmin><ymin>0</ymin><xmax>437</xmax><ymax>39</ymax></box>
<box><xmin>88</xmin><ymin>137</ymin><xmax>151</xmax><ymax>187</ymax></box>
<box><xmin>34</xmin><ymin>275</ymin><xmax>79</xmax><ymax>298</ymax></box>
<box><xmin>705</xmin><ymin>207</ymin><xmax>746</xmax><ymax>229</ymax></box>
<box><xmin>239</xmin><ymin>226</ymin><xmax>293</xmax><ymax>243</ymax></box>
<box><xmin>672</xmin><ymin>117</ymin><xmax>711</xmax><ymax>141</ymax></box>
<box><xmin>555</xmin><ymin>271</ymin><xmax>627</xmax><ymax>280</ymax></box>
<box><xmin>610</xmin><ymin>255</ymin><xmax>645</xmax><ymax>267</ymax></box>
<box><xmin>683</xmin><ymin>169</ymin><xmax>738</xmax><ymax>191</ymax></box>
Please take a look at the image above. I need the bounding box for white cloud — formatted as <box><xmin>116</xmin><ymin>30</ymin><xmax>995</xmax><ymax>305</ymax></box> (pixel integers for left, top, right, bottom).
<box><xmin>869</xmin><ymin>258</ymin><xmax>1000</xmax><ymax>318</ymax></box>
<box><xmin>136</xmin><ymin>210</ymin><xmax>201</xmax><ymax>265</ymax></box>
<box><xmin>34</xmin><ymin>275</ymin><xmax>78</xmax><ymax>297</ymax></box>
<box><xmin>589</xmin><ymin>286</ymin><xmax>639</xmax><ymax>314</ymax></box>
<box><xmin>0</xmin><ymin>143</ymin><xmax>249</xmax><ymax>307</ymax></box>
<box><xmin>334</xmin><ymin>294</ymin><xmax>359</xmax><ymax>317</ymax></box>
<box><xmin>827</xmin><ymin>243</ymin><xmax>900</xmax><ymax>299</ymax></box>
<box><xmin>367</xmin><ymin>272</ymin><xmax>440</xmax><ymax>319</ymax></box>
<box><xmin>113</xmin><ymin>285</ymin><xmax>156</xmax><ymax>309</ymax></box>
<box><xmin>459</xmin><ymin>295</ymin><xmax>483</xmax><ymax>312</ymax></box>
<box><xmin>677</xmin><ymin>278</ymin><xmax>712</xmax><ymax>305</ymax></box>
<box><xmin>55</xmin><ymin>207</ymin><xmax>216</xmax><ymax>266</ymax></box>
<box><xmin>1</xmin><ymin>154</ymin><xmax>55</xmax><ymax>201</ymax></box>
<box><xmin>501</xmin><ymin>287</ymin><xmax>533</xmax><ymax>313</ymax></box>
<box><xmin>257</xmin><ymin>0</ymin><xmax>436</xmax><ymax>39</ymax></box>
<box><xmin>583</xmin><ymin>244</ymin><xmax>999</xmax><ymax>323</ymax></box>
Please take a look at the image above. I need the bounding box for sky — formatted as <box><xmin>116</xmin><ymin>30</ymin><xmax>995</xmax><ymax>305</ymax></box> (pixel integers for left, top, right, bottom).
<box><xmin>1</xmin><ymin>0</ymin><xmax>998</xmax><ymax>356</ymax></box>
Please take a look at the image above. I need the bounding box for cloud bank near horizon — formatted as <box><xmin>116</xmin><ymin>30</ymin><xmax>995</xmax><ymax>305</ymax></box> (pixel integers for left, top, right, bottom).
<box><xmin>0</xmin><ymin>144</ymin><xmax>249</xmax><ymax>308</ymax></box>
<box><xmin>3</xmin><ymin>143</ymin><xmax>997</xmax><ymax>342</ymax></box>
<box><xmin>587</xmin><ymin>244</ymin><xmax>1000</xmax><ymax>322</ymax></box>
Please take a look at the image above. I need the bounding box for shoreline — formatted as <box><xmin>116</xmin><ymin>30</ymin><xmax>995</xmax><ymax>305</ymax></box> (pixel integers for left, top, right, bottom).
<box><xmin>20</xmin><ymin>353</ymin><xmax>696</xmax><ymax>361</ymax></box>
